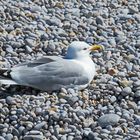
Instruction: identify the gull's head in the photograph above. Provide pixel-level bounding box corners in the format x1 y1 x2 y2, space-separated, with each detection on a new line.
65 41 104 59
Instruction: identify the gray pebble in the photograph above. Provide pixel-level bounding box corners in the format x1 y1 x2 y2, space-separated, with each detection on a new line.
121 87 132 96
68 96 79 106
110 96 117 103
35 107 42 115
5 134 13 140
6 46 14 54
23 135 44 140
6 96 16 105
0 124 5 129
5 25 14 33
98 114 120 128
51 135 58 140
60 135 67 140
134 90 140 97
67 135 74 140
25 46 33 53
96 16 104 25
25 38 36 48
34 121 46 130
134 80 140 87
0 136 5 140
12 127 19 136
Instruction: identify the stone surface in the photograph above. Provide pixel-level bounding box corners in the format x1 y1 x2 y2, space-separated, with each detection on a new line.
98 114 120 128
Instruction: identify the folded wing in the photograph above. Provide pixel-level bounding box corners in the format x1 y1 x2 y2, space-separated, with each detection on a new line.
10 56 89 90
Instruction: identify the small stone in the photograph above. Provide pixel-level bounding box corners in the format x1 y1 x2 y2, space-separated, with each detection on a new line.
6 46 14 54
67 136 74 140
29 130 42 135
12 127 19 136
88 132 97 140
134 80 140 87
5 133 13 140
127 101 138 110
46 41 56 51
119 80 133 87
9 115 18 121
0 124 5 129
51 135 58 140
134 115 140 125
110 96 117 103
0 136 5 140
96 16 104 25
68 96 79 106
121 87 132 96
25 38 37 48
25 46 33 53
134 90 140 97
59 98 67 104
6 96 16 105
34 121 46 130
108 68 118 76
23 135 44 140
86 37 94 44
5 25 14 33
18 126 25 134
129 6 139 14
98 114 120 128
35 107 42 115
60 135 67 140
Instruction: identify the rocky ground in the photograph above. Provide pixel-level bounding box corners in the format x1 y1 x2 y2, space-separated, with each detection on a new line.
0 0 140 140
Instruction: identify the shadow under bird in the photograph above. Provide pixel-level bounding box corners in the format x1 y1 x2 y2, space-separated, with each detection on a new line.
0 41 104 91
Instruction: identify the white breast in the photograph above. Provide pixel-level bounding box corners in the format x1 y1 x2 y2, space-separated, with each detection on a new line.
74 57 96 83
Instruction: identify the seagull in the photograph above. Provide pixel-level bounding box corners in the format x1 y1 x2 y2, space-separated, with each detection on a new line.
0 41 103 91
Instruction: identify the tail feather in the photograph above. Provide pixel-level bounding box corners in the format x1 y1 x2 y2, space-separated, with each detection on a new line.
0 76 18 85
0 68 18 85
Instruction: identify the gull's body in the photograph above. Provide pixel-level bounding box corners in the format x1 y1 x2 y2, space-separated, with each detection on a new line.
0 41 103 91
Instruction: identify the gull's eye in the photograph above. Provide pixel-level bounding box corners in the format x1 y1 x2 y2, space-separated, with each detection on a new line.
83 48 87 50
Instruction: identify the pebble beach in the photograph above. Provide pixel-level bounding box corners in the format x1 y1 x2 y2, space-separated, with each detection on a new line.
0 0 140 140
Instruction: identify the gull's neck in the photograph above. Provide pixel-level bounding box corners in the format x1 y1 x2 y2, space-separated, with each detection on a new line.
65 53 91 60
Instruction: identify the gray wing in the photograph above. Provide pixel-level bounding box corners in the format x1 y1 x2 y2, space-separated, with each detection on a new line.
10 58 89 90
14 56 63 68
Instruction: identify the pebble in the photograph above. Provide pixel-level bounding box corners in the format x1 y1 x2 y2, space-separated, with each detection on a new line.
23 135 44 140
0 136 5 140
25 39 36 48
96 16 104 25
134 90 140 97
121 87 132 96
4 134 13 140
110 96 117 103
68 96 79 106
25 46 33 53
6 96 16 105
34 121 46 130
98 114 120 128
0 124 5 129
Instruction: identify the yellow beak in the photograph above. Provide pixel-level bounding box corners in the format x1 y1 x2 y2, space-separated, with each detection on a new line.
89 44 104 51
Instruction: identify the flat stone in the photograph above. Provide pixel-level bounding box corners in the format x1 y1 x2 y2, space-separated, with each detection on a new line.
96 16 104 25
0 136 5 140
34 121 46 130
5 134 13 140
23 135 44 140
98 114 120 128
6 96 16 105
121 87 132 96
0 124 5 129
68 96 79 106
134 90 140 97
